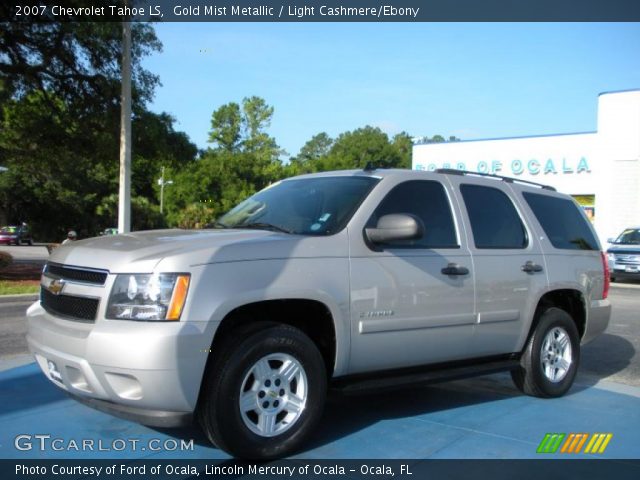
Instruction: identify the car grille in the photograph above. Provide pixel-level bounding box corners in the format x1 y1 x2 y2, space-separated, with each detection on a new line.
45 263 108 285
41 287 99 322
612 254 640 265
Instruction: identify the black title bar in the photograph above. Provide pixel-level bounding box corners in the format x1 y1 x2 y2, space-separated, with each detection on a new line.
4 0 640 22
5 459 640 480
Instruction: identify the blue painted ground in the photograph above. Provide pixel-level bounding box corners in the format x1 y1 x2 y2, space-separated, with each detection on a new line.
0 362 639 460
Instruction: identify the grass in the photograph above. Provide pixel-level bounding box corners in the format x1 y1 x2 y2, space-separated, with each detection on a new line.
0 280 40 295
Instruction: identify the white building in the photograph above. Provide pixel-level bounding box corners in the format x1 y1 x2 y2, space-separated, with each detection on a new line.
412 89 640 245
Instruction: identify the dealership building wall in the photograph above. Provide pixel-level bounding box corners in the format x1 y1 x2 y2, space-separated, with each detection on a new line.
412 89 640 246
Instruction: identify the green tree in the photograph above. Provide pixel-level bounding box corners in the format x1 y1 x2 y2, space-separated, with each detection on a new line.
308 126 407 171
164 97 284 228
0 20 197 240
96 194 165 232
391 132 414 169
289 132 333 174
0 10 160 111
208 102 242 152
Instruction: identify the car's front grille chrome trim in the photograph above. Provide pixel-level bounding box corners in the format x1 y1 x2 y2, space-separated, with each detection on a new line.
44 262 109 286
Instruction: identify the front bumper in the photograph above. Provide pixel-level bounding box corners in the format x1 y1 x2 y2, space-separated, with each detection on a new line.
609 257 640 278
26 301 216 424
610 269 640 280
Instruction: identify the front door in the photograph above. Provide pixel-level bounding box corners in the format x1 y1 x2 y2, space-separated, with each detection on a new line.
348 179 476 374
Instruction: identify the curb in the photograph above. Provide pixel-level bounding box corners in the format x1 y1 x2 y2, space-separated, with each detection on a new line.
610 282 640 290
0 293 38 303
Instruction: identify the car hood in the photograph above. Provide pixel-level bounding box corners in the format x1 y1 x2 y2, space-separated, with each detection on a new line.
49 228 344 273
607 245 640 255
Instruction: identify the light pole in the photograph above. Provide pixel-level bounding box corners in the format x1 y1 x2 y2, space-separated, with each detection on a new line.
158 166 173 214
118 17 132 233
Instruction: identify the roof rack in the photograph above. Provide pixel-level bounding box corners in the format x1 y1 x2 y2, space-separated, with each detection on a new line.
435 168 556 191
363 162 376 172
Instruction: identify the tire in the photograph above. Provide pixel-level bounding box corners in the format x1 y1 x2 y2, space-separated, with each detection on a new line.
198 323 327 459
511 307 580 398
610 276 616 283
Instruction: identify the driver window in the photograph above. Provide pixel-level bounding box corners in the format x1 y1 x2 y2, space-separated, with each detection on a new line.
369 180 459 248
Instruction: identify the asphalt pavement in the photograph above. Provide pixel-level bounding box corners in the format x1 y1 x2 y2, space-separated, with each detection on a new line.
0 245 49 263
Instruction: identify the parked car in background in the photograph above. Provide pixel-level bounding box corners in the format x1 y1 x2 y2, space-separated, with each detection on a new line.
0 225 33 246
100 228 119 236
607 226 640 281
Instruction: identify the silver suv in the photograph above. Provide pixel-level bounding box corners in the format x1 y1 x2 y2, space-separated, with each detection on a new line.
27 168 611 459
607 226 640 282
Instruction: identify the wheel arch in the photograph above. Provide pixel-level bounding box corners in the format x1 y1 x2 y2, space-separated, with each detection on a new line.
528 289 586 342
209 298 338 377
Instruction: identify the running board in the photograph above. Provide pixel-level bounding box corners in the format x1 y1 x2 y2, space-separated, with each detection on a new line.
332 356 521 395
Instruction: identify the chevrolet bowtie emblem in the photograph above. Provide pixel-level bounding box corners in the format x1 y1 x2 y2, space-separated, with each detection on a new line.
46 278 66 295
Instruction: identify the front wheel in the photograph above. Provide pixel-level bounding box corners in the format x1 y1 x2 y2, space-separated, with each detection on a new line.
198 324 327 459
511 307 580 398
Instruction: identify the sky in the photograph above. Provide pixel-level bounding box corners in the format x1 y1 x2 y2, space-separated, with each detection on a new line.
142 22 640 158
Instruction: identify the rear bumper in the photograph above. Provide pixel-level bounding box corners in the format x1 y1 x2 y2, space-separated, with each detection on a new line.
582 298 612 345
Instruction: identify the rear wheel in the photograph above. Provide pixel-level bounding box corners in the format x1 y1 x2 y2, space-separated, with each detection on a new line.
198 323 327 459
511 307 580 398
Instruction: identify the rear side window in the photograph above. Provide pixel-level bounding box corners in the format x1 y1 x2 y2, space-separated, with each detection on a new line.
460 184 528 249
369 180 458 248
523 192 598 250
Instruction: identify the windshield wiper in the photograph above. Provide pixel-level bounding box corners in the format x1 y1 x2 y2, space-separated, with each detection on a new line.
240 222 293 234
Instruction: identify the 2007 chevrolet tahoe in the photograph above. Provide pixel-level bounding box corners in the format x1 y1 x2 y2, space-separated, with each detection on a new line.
27 168 611 459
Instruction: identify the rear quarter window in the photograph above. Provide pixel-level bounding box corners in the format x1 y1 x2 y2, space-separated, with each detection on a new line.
523 192 598 250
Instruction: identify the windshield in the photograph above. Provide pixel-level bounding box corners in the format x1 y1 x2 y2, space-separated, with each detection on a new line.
216 176 379 235
613 228 640 245
1 227 16 233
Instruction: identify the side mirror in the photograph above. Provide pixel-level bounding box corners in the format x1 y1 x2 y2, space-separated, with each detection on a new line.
365 214 423 244
607 238 615 244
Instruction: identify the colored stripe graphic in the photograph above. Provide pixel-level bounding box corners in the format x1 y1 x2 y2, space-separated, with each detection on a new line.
560 433 589 453
538 433 612 454
537 433 566 453
584 433 613 454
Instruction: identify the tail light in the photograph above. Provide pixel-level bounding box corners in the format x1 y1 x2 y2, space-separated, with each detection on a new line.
600 251 610 299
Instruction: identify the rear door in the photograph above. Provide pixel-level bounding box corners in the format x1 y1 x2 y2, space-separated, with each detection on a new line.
447 175 548 356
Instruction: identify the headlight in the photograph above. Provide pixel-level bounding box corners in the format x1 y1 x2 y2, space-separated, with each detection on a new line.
607 253 616 261
106 273 190 321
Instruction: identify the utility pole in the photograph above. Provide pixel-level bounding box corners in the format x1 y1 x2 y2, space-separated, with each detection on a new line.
118 18 132 233
158 166 173 214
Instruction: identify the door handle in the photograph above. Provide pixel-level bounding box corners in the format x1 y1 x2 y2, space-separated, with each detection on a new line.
521 261 543 273
441 263 470 276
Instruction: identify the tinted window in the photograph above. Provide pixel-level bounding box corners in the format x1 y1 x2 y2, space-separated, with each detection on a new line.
612 228 640 245
461 184 527 249
523 192 598 250
369 180 458 248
